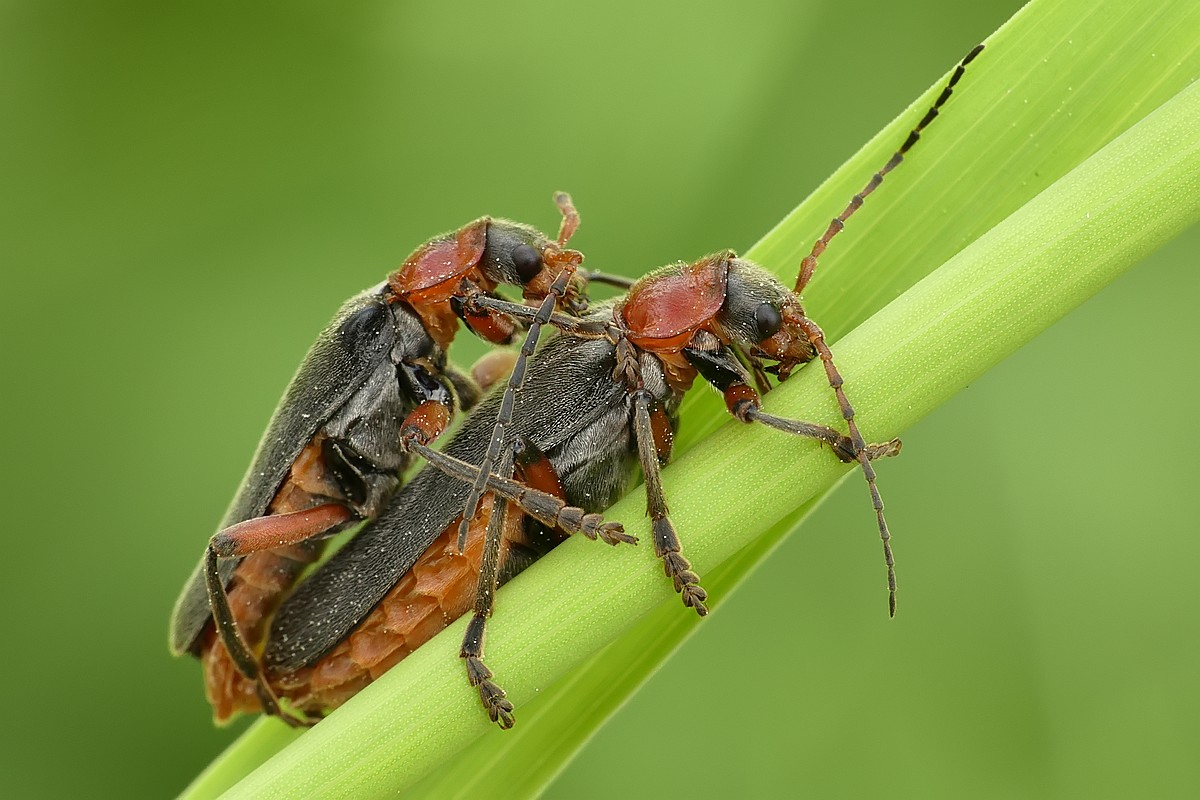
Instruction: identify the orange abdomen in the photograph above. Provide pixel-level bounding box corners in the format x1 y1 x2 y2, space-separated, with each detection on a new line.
268 496 512 715
201 437 343 722
202 441 562 723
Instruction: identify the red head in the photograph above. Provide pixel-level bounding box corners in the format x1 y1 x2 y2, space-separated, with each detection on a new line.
386 194 586 348
619 252 816 379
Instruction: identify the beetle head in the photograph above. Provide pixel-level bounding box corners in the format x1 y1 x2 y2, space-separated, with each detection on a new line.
388 194 586 311
480 192 587 314
717 259 815 380
479 224 586 314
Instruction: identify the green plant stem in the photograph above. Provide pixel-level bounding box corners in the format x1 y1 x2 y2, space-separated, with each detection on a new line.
193 68 1199 800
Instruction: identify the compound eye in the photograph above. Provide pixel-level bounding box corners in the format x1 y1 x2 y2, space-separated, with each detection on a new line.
754 302 783 341
511 244 543 283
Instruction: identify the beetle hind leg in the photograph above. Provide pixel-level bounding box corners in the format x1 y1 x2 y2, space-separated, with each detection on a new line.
407 442 637 547
205 503 353 726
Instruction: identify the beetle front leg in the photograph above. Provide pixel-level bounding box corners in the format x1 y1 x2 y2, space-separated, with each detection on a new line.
449 281 522 345
685 334 900 461
406 442 636 546
685 330 901 615
742 407 901 462
204 504 352 726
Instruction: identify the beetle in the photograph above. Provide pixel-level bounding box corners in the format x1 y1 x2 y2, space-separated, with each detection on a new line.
444 42 984 725
168 194 597 725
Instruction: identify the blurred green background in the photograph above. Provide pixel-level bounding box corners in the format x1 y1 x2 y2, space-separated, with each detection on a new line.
2 1 1197 798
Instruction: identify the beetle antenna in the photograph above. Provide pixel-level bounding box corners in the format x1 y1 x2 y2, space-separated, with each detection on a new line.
785 44 985 614
795 43 983 294
789 315 899 615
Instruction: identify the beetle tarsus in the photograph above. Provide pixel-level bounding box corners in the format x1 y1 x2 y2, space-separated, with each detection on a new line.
595 521 638 546
658 531 710 617
465 656 515 729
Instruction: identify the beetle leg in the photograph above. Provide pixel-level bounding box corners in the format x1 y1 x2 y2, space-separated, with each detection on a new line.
736 343 774 398
208 504 352 559
407 442 636 546
397 361 456 446
796 314 900 616
461 445 518 729
205 503 352 726
456 259 583 552
450 282 522 345
458 294 602 336
684 339 900 461
743 407 901 462
399 401 451 447
632 390 708 616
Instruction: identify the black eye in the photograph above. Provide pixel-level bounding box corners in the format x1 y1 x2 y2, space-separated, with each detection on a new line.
754 303 783 340
511 244 542 283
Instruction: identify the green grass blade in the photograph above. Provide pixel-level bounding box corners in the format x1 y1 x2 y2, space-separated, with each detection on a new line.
180 0 1200 795
211 51 1198 800
403 499 822 800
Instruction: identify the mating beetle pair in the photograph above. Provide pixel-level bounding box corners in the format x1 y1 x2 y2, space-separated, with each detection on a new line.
168 193 602 723
172 43 983 729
